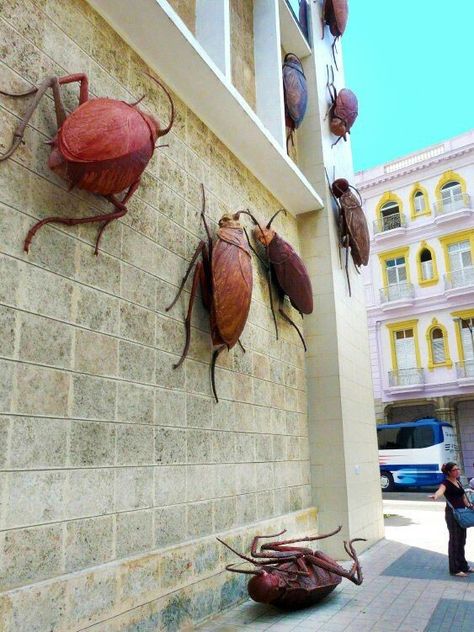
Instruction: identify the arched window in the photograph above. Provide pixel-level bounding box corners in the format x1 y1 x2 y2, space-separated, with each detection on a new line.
420 248 433 281
413 191 425 214
426 320 452 369
380 201 401 231
416 242 438 286
431 328 445 364
441 180 463 211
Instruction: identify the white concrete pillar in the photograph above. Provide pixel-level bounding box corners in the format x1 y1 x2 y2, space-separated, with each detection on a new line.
196 0 231 78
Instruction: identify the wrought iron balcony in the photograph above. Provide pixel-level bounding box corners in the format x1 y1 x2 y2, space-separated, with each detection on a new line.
380 282 415 303
373 213 407 234
444 266 474 290
389 368 425 387
434 193 471 215
456 360 474 379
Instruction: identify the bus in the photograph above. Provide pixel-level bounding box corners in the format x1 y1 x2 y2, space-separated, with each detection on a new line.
377 418 458 491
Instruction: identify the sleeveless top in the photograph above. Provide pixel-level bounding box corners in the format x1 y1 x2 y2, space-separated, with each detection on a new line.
443 478 466 509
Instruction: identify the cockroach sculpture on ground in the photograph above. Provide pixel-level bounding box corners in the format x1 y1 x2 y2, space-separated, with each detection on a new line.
166 185 252 403
244 209 313 351
283 53 308 152
218 526 365 610
327 173 370 296
326 66 358 147
321 0 349 69
0 73 174 254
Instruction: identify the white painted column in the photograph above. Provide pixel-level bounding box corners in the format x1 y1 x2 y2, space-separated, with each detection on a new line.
196 0 231 78
297 0 384 557
253 0 286 147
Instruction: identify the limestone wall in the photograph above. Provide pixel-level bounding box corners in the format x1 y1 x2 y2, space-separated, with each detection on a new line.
230 0 256 110
0 0 312 629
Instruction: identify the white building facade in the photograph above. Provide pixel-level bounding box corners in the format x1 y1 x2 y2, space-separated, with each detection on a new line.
356 131 474 478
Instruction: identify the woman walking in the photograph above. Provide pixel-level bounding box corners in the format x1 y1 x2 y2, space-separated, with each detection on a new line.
430 462 473 577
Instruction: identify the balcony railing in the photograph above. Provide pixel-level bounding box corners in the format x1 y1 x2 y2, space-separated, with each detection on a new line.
389 368 425 387
444 266 474 290
380 282 415 303
373 213 407 234
456 360 474 379
434 193 471 215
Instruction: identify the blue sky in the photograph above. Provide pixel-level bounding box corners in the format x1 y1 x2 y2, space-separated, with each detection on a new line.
342 1 474 171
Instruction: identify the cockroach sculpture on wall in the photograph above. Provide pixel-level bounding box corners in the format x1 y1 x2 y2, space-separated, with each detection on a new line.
321 0 349 69
244 209 313 351
0 73 174 254
326 66 358 148
327 173 370 295
283 53 308 151
218 526 364 609
166 185 253 403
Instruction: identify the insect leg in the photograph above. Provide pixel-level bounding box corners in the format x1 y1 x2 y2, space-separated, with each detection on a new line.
94 180 141 254
166 241 206 311
260 525 342 548
344 235 352 296
211 344 226 403
332 37 339 71
237 339 246 353
0 76 67 161
173 260 203 369
199 184 213 245
23 190 129 254
343 538 365 585
267 268 279 341
278 303 307 351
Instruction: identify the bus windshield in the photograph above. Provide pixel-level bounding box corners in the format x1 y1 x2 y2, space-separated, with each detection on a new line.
377 424 435 450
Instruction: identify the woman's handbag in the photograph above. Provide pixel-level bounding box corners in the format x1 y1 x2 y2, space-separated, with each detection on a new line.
446 498 474 528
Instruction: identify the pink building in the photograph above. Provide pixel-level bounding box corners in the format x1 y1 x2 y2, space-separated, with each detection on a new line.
356 131 474 477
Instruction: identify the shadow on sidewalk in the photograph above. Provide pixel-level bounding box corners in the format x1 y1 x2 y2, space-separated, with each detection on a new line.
382 545 473 580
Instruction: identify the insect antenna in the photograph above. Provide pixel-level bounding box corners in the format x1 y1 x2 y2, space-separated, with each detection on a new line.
129 94 145 107
266 208 287 229
224 563 263 576
348 184 364 206
332 38 339 71
145 73 175 137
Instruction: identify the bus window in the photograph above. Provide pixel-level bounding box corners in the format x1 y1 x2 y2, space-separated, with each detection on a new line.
413 425 434 449
377 427 399 449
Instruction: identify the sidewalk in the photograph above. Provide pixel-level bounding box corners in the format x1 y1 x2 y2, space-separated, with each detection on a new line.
197 498 474 631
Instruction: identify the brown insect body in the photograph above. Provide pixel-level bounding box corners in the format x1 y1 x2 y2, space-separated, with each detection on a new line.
322 0 348 38
166 189 252 402
250 210 313 351
0 73 174 254
322 0 349 68
282 53 308 151
329 177 370 295
327 67 358 147
218 527 365 610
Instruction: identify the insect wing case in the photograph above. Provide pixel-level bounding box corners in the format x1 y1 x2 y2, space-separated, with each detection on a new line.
323 0 349 37
55 99 155 194
340 190 370 267
212 227 253 347
333 89 358 132
268 234 313 314
283 55 308 129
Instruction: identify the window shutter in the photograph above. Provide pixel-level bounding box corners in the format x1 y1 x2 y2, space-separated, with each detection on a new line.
432 338 445 363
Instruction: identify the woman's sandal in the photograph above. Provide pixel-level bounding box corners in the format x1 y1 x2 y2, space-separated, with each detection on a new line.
454 571 468 577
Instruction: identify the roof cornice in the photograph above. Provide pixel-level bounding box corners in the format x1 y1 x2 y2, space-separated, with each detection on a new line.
356 143 474 191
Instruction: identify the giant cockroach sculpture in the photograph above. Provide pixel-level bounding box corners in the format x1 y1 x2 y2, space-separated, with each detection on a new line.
0 73 174 254
328 175 370 296
326 66 358 147
283 53 308 151
166 186 252 403
218 527 365 610
321 0 349 69
244 209 312 351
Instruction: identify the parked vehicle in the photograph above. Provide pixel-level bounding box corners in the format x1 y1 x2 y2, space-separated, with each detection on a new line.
377 418 458 491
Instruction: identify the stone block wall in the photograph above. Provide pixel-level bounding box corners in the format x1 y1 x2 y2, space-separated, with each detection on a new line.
0 0 311 628
230 0 256 110
167 0 196 34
